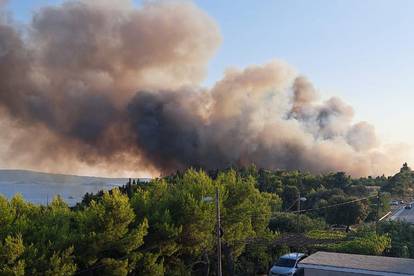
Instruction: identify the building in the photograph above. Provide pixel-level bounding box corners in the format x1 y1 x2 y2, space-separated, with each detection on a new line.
298 251 414 276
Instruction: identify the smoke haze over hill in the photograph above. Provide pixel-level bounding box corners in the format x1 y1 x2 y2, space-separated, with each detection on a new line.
0 0 406 177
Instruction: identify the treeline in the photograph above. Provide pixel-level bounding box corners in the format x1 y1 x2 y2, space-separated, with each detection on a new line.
0 165 413 275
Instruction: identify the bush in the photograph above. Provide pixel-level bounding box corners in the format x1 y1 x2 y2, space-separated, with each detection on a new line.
323 233 391 255
378 221 414 258
306 230 346 240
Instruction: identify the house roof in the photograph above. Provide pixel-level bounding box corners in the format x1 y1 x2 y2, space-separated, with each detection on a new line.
298 251 414 276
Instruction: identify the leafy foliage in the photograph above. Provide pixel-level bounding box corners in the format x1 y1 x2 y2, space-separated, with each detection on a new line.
323 233 391 255
378 221 414 258
269 213 326 233
2 163 414 274
0 235 25 275
325 195 368 226
306 230 346 240
383 163 414 197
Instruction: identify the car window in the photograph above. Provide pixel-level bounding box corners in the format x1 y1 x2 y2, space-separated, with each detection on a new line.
276 258 296 267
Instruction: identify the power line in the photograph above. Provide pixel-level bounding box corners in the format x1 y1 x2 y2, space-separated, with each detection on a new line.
290 194 377 214
284 199 299 212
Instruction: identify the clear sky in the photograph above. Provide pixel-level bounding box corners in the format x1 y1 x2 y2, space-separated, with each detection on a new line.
5 0 414 152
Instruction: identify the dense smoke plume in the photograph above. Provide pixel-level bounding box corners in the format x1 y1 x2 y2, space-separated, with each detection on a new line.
0 0 404 176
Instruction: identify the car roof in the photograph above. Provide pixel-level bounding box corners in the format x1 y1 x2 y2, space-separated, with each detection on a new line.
280 253 306 260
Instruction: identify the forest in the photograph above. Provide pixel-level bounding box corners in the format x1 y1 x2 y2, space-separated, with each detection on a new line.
1 164 414 275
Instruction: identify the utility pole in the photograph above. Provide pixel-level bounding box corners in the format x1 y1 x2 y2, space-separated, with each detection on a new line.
376 191 381 233
296 193 307 234
216 187 222 276
297 192 301 234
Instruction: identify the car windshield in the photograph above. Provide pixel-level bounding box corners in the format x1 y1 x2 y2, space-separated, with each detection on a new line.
276 258 296 268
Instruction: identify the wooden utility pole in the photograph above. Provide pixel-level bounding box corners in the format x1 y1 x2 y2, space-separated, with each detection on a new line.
297 192 301 234
376 191 381 233
216 187 222 276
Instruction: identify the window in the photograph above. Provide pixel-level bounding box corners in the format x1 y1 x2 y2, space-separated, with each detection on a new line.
276 258 296 268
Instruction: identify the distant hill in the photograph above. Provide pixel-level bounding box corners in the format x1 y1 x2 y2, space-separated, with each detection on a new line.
0 169 150 205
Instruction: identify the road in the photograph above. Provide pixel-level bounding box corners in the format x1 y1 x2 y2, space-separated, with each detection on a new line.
390 205 414 224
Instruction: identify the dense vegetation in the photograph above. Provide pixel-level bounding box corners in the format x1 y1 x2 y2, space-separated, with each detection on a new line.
1 164 414 275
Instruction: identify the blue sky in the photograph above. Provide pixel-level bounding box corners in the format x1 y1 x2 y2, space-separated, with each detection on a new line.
5 0 414 150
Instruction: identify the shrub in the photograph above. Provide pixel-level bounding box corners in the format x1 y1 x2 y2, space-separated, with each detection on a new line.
323 233 391 255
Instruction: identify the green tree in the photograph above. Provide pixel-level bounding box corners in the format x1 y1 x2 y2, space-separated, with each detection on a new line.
281 185 299 210
323 172 351 190
268 212 326 233
74 189 148 275
45 247 77 276
0 235 25 276
383 163 413 197
325 233 390 255
378 221 414 258
132 169 216 274
217 170 273 275
325 196 368 226
256 169 283 195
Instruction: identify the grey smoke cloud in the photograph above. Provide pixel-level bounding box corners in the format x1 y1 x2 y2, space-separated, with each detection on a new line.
0 0 405 176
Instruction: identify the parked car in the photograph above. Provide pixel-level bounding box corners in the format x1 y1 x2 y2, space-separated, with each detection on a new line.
405 204 412 209
330 224 354 232
330 224 347 231
269 253 307 276
390 200 399 206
